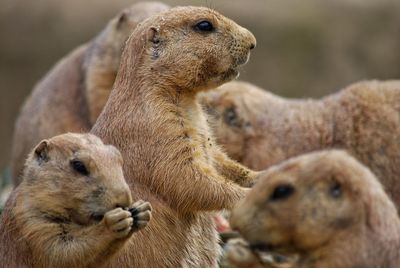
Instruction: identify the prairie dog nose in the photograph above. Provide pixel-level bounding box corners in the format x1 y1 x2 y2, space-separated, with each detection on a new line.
113 183 133 208
240 26 257 50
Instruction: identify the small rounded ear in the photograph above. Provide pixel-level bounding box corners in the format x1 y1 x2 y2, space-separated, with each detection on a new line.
34 140 50 164
148 26 160 45
116 11 128 28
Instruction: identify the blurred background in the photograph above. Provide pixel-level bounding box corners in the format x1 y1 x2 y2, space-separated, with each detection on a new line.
1 0 400 173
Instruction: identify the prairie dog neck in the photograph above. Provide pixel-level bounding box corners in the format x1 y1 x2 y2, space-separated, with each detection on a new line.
180 93 209 130
146 87 213 150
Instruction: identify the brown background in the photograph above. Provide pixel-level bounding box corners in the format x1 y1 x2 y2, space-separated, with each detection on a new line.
1 0 400 173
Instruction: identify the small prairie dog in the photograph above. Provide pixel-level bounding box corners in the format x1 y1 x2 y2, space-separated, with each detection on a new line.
91 6 258 267
0 133 152 268
11 2 170 185
229 150 400 268
201 80 400 207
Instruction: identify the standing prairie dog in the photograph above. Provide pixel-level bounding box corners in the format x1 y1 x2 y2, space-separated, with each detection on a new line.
0 133 152 268
11 2 170 185
91 6 258 267
229 150 400 268
201 80 400 207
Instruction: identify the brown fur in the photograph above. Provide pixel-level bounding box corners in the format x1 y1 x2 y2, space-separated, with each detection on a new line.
11 2 170 185
230 150 400 268
201 80 400 207
91 6 258 267
0 133 152 268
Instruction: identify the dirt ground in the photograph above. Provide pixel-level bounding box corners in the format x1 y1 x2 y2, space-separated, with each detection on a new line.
1 0 400 175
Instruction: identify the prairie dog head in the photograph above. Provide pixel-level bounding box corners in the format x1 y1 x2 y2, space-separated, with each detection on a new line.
119 6 256 92
20 133 132 225
200 81 289 169
87 1 170 71
230 150 396 255
200 81 267 162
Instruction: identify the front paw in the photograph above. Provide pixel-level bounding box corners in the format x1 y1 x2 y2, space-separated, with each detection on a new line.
128 200 152 231
223 238 264 268
104 208 134 239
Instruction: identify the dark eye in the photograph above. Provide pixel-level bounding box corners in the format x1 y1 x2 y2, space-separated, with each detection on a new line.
329 181 342 199
224 107 240 127
194 20 214 32
70 159 89 176
270 184 295 201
